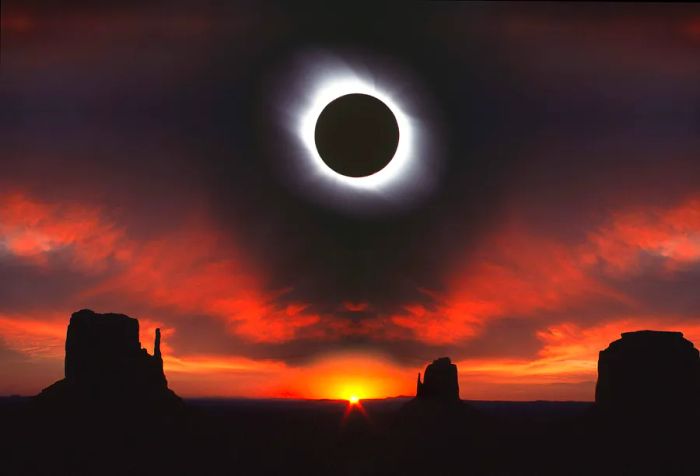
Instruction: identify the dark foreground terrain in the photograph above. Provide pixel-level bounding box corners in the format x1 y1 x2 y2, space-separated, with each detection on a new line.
1 396 697 476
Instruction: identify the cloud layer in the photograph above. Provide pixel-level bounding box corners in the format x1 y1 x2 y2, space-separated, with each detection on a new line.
1 3 699 399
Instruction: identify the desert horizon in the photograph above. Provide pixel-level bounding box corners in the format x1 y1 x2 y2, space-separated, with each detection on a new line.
2 2 699 474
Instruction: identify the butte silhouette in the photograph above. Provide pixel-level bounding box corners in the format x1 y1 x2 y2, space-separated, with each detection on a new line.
37 309 182 414
416 357 460 401
401 356 476 418
595 330 700 420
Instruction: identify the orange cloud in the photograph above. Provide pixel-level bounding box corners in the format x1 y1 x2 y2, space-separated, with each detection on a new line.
0 192 319 343
536 317 700 364
0 191 126 269
392 195 700 345
79 228 320 343
2 190 699 400
0 313 66 359
586 195 700 274
390 228 614 344
454 317 700 400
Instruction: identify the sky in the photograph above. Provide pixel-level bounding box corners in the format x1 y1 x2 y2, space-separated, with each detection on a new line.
1 2 699 401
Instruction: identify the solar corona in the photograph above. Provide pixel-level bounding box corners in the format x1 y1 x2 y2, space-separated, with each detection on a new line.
298 75 415 190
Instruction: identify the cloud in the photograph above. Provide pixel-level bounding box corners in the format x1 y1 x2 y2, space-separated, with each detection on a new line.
0 313 66 359
389 194 700 346
1 189 699 398
587 196 700 274
0 191 125 269
1 3 699 399
0 192 320 344
455 316 700 400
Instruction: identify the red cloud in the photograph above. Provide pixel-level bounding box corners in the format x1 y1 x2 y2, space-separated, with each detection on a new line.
391 195 700 344
453 317 700 401
586 195 700 274
0 192 319 343
2 191 699 400
0 313 67 359
343 301 369 312
0 192 125 269
3 190 698 350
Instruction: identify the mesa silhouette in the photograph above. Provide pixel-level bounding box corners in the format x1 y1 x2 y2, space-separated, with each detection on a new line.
416 356 460 401
398 357 478 446
37 309 182 413
595 330 700 419
4 316 698 475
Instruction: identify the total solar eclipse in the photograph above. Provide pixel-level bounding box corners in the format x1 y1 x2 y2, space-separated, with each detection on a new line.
314 93 400 177
284 55 437 208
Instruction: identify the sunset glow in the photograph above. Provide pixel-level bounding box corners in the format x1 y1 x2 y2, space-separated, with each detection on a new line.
2 3 699 404
2 189 700 400
3 5 700 476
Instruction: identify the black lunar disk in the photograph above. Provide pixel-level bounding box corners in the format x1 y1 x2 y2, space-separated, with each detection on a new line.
314 93 400 177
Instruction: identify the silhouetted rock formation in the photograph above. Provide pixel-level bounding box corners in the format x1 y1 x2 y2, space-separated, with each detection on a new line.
401 357 472 417
416 357 459 401
397 356 478 471
37 309 181 412
595 330 700 418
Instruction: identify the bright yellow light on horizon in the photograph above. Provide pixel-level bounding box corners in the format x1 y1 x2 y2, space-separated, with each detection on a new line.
348 395 359 405
301 352 413 400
